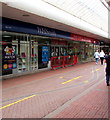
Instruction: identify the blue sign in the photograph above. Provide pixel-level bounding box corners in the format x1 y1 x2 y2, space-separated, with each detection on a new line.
42 46 49 62
2 17 71 39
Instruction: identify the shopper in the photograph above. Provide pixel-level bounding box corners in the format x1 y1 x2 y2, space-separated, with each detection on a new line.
94 50 100 64
99 50 105 65
104 51 110 86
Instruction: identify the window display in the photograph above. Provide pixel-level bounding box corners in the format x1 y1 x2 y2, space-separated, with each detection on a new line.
2 31 96 77
2 32 39 75
30 39 38 70
18 41 29 72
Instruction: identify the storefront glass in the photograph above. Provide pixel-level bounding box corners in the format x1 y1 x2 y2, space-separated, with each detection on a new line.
2 31 40 76
51 39 68 57
29 36 38 71
2 31 96 77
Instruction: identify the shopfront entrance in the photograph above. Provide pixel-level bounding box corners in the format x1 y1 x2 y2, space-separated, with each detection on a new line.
37 39 49 69
2 31 50 76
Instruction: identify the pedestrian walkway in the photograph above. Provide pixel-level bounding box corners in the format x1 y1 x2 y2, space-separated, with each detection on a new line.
45 80 109 118
2 62 110 118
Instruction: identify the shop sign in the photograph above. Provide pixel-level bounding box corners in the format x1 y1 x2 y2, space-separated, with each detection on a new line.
51 40 67 45
71 34 94 43
42 46 49 63
2 45 17 70
37 27 56 36
2 17 71 39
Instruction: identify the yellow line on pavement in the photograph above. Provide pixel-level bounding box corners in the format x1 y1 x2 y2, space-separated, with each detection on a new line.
96 69 99 71
61 76 82 84
83 80 89 83
59 77 63 78
0 94 36 110
92 69 100 72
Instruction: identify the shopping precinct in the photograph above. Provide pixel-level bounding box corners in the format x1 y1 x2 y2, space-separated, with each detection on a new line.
2 17 109 78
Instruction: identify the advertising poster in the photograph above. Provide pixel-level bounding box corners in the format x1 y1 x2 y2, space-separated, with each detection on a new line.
2 45 17 70
42 46 49 63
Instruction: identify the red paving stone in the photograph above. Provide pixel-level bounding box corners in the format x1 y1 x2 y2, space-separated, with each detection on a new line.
52 82 109 118
2 62 95 89
2 62 109 118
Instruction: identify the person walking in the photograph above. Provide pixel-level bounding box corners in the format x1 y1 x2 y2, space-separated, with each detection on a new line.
94 50 100 64
105 51 110 86
99 50 105 65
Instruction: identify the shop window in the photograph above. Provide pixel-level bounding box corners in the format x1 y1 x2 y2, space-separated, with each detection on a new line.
30 36 38 70
17 35 29 72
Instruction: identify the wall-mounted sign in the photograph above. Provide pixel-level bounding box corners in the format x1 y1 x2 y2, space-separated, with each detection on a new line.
71 34 96 43
37 27 56 36
2 17 70 39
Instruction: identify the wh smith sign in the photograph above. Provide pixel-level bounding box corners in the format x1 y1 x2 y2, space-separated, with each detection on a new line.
2 17 70 39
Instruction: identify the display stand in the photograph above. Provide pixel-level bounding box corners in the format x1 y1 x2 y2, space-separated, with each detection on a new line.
18 52 27 72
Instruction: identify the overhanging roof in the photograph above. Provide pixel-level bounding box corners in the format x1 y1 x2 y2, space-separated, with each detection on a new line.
0 0 110 43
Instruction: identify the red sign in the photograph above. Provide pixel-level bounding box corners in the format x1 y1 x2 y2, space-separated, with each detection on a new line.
51 39 67 45
71 34 96 43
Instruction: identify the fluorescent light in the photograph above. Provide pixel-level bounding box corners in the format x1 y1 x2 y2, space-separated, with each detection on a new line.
3 35 11 37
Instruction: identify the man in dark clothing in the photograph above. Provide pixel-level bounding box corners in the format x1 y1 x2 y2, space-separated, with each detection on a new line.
105 52 110 86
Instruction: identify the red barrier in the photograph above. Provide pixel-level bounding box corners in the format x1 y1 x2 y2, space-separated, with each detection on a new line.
50 55 77 70
50 56 64 69
64 55 74 67
73 55 77 64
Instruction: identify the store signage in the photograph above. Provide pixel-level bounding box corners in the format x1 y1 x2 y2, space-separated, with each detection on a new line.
2 17 70 39
2 45 17 70
71 34 95 43
51 39 68 45
42 46 49 63
37 27 56 36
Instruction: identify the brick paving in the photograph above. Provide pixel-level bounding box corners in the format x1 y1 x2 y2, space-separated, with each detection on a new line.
51 82 109 118
2 62 110 118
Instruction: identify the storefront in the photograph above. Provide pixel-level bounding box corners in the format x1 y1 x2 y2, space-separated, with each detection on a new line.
1 17 71 77
71 34 97 62
99 41 110 54
1 17 99 78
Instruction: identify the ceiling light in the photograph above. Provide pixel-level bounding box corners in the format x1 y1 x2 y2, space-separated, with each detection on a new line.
3 36 11 37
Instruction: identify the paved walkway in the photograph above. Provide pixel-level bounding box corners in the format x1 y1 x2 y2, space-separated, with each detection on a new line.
45 80 109 118
1 62 110 119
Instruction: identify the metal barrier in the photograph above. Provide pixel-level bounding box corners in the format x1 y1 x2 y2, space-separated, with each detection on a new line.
50 55 77 70
64 55 74 67
73 55 77 64
50 56 64 69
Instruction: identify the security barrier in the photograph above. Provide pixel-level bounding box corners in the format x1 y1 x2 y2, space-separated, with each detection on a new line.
50 56 64 69
73 55 77 64
64 55 74 67
50 55 77 70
